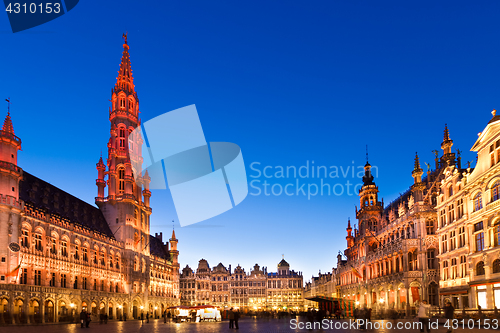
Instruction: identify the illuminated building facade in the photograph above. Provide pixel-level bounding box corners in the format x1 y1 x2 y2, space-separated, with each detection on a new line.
179 259 303 311
304 270 336 309
437 110 500 310
0 36 179 324
335 131 453 315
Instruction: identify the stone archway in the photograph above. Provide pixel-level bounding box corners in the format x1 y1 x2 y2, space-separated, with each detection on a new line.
45 300 54 323
14 299 25 324
0 298 10 324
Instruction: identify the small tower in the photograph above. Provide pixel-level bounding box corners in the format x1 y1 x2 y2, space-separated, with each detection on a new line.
169 228 179 267
0 110 22 200
0 108 23 283
346 218 354 248
412 152 425 202
96 155 106 199
441 124 456 166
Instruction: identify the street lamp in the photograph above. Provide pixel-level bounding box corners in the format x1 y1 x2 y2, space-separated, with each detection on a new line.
379 298 384 304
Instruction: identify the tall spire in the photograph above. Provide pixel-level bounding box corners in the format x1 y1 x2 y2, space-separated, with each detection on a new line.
412 152 423 184
2 112 14 135
441 124 455 166
115 32 135 93
413 152 422 172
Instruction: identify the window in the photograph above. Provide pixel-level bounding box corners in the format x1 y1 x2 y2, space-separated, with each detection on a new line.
93 279 97 291
83 277 87 290
61 274 67 288
20 268 27 284
50 272 55 286
119 97 125 109
448 204 455 223
119 128 126 148
457 199 464 219
440 210 446 228
21 230 29 248
50 238 57 254
74 245 79 260
449 186 453 197
408 252 417 271
474 221 484 232
458 227 465 248
34 270 41 285
101 280 104 291
442 235 448 253
426 220 435 235
476 261 485 276
451 258 458 279
34 233 42 251
450 231 456 251
83 247 88 262
61 241 67 257
493 259 500 274
443 261 449 280
427 249 436 269
74 276 78 289
495 225 500 247
118 168 125 194
493 182 500 202
476 232 484 252
474 193 483 212
460 255 467 278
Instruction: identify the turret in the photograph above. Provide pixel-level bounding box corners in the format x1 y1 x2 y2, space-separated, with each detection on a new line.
441 124 456 166
0 109 22 200
96 155 106 199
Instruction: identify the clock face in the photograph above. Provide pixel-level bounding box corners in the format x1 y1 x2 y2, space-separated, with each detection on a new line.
9 242 20 252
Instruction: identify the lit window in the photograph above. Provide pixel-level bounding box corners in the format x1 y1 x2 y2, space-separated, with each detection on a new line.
493 182 500 202
474 193 483 212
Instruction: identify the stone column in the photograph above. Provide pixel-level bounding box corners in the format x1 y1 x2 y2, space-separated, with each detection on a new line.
54 300 58 323
406 287 410 317
486 284 494 309
41 296 45 324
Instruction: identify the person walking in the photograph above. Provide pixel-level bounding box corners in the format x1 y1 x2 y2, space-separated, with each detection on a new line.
444 301 454 333
146 312 149 323
228 308 234 329
234 309 240 330
85 312 91 328
80 310 86 328
417 300 431 333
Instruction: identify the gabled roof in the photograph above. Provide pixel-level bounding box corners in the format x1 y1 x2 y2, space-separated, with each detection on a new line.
19 171 114 238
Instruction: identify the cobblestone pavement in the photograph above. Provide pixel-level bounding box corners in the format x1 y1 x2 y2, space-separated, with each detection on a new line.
0 318 497 333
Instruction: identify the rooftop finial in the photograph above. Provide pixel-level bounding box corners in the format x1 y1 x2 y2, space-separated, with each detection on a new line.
493 109 497 117
366 144 369 163
122 32 128 44
444 124 450 142
5 98 10 116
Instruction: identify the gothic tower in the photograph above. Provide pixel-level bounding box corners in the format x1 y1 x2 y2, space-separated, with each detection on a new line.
441 124 456 166
96 35 151 293
412 152 425 202
0 110 23 282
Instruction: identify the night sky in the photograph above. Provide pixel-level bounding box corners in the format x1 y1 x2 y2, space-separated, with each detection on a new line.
1 1 499 281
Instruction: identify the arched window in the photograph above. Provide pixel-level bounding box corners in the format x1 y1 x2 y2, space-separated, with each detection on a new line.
492 259 500 274
129 98 134 112
495 223 500 247
408 252 417 271
474 193 483 212
448 186 453 197
118 168 125 194
476 261 485 276
492 181 500 202
119 97 125 109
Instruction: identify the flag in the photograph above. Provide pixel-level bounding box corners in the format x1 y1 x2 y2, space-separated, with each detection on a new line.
6 262 21 277
351 266 363 280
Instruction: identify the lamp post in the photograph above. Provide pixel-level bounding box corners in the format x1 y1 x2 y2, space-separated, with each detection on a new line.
140 305 144 324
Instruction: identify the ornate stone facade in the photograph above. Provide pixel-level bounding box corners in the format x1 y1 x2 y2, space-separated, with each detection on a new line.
0 36 180 324
335 133 451 315
437 111 500 310
180 259 303 311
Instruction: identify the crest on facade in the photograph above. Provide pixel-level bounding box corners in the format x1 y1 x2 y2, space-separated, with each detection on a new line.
408 195 414 209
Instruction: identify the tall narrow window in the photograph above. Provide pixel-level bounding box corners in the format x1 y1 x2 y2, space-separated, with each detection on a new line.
451 258 457 279
443 261 449 280
440 210 446 228
476 261 485 276
34 233 42 251
119 128 126 149
20 268 27 284
474 193 483 212
61 241 67 257
491 145 495 167
426 220 435 235
450 231 456 251
476 232 485 252
74 245 79 260
457 199 464 219
448 204 455 223
118 168 125 194
21 230 29 248
83 247 88 262
74 276 78 289
61 274 67 288
427 249 436 269
442 235 448 253
34 270 41 285
460 255 467 278
493 182 500 202
50 272 55 286
50 238 57 254
458 226 466 248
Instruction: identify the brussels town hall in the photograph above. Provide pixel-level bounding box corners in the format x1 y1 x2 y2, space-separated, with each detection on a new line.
0 36 180 324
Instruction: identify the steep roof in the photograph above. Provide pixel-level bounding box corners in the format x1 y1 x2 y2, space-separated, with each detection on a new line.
149 234 170 260
19 171 114 238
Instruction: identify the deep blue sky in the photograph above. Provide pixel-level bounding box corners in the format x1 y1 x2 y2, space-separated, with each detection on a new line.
1 1 499 281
